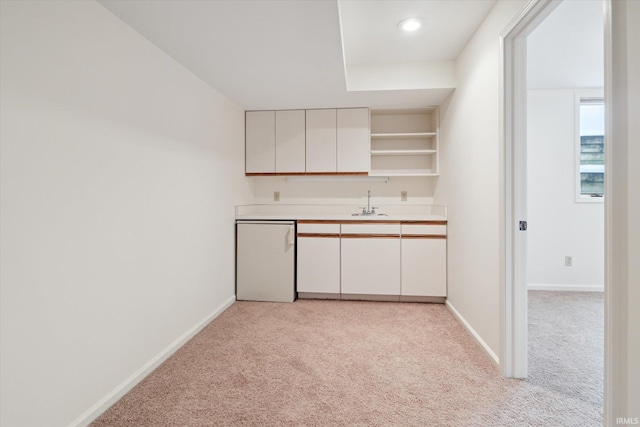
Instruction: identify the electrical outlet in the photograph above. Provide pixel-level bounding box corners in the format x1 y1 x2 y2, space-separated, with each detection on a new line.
273 191 280 202
565 256 572 267
401 191 408 202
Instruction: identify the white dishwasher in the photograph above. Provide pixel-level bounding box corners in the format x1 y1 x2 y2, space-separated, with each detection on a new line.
236 221 296 302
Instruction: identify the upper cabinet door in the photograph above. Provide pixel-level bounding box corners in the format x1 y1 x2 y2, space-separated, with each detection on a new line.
275 110 306 173
246 111 275 174
306 109 337 173
337 108 370 173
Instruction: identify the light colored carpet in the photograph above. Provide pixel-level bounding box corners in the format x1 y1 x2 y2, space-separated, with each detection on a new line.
528 290 603 417
92 299 602 426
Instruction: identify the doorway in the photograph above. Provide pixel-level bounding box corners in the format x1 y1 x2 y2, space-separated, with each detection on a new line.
500 0 611 418
525 1 605 416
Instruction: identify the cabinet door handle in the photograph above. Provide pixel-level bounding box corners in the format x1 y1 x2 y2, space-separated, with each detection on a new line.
288 225 295 245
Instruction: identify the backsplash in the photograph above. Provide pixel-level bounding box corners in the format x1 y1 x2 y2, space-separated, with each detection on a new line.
247 176 437 206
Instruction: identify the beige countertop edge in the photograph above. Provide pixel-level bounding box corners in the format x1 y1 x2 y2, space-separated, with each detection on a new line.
235 214 447 222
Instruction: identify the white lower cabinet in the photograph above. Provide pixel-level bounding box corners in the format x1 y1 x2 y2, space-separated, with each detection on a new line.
340 223 401 295
400 223 447 297
295 220 446 299
401 238 447 297
297 223 340 294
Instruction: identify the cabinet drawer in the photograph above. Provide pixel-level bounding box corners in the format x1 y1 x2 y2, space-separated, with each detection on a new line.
341 223 400 236
298 222 340 235
401 224 447 237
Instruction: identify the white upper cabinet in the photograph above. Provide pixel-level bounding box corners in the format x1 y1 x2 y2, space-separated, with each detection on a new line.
337 108 370 173
245 111 275 174
275 110 306 173
306 109 337 173
246 107 370 175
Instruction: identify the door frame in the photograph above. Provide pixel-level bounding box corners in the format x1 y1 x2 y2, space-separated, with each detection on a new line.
499 1 613 421
499 0 561 380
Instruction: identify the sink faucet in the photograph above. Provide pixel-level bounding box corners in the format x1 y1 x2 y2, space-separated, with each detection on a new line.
360 190 379 215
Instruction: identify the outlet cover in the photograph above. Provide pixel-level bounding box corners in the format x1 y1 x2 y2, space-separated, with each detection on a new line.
274 191 280 202
565 256 572 266
401 191 408 202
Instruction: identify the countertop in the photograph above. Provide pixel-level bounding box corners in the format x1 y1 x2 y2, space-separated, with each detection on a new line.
235 204 447 222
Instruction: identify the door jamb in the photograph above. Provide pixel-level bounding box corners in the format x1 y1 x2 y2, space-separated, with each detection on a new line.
499 0 560 380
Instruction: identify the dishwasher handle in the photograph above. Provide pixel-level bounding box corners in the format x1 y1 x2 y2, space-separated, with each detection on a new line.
288 225 295 246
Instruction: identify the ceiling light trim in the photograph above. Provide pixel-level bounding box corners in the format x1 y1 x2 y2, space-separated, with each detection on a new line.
397 18 423 32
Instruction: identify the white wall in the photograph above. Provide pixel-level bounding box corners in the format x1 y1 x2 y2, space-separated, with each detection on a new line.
526 0 604 90
346 61 456 91
610 0 640 420
0 2 251 426
526 89 604 290
434 0 527 360
248 176 435 207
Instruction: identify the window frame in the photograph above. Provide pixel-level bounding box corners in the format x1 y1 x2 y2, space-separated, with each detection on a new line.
575 91 605 203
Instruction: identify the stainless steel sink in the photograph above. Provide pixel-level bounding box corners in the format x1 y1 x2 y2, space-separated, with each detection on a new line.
351 212 387 216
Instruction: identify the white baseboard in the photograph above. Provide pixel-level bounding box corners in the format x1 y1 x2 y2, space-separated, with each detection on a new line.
527 283 604 292
69 295 236 427
445 300 499 366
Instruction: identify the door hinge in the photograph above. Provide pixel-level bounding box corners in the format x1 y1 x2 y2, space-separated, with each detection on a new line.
519 221 527 231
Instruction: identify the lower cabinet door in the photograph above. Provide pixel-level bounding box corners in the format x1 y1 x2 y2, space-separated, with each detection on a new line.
341 237 400 295
401 238 447 297
297 236 340 294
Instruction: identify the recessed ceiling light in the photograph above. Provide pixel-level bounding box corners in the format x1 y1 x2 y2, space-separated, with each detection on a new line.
398 18 422 32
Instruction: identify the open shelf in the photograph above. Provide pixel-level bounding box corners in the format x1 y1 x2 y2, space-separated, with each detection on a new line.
370 149 437 156
369 108 440 177
370 132 437 140
370 171 439 177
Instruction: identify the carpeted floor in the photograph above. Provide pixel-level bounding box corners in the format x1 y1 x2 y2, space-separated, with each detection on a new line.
527 290 604 417
92 298 603 426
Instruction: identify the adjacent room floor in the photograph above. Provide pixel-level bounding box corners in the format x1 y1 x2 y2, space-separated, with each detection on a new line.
93 298 603 426
527 290 604 420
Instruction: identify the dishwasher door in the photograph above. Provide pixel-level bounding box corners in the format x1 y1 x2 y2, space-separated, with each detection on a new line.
236 221 295 302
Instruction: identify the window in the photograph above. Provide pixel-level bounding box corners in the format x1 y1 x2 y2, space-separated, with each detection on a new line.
576 97 604 202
